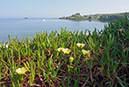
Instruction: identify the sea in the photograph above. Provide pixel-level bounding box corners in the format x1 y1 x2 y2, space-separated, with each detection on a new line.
0 18 106 42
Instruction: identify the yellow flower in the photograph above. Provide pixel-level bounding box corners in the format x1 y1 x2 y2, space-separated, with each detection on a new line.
62 48 71 54
89 37 95 47
82 49 90 55
70 57 74 62
16 67 27 74
57 47 64 52
86 33 89 36
117 29 123 32
76 43 85 48
0 43 8 48
98 34 102 37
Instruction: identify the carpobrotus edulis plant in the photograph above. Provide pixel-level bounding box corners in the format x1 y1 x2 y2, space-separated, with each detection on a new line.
0 16 129 87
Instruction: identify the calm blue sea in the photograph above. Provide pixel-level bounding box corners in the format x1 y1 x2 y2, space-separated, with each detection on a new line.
0 18 106 42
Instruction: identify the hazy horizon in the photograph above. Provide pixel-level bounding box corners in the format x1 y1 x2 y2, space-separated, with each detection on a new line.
0 0 129 18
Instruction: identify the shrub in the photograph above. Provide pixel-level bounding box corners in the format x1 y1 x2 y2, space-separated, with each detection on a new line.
0 16 129 87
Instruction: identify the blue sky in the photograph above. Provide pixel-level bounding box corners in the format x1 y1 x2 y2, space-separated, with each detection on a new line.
0 0 129 18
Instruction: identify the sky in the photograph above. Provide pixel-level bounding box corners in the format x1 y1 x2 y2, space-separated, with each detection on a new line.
0 0 129 18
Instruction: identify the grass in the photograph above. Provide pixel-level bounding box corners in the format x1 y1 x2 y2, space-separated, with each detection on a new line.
0 16 129 87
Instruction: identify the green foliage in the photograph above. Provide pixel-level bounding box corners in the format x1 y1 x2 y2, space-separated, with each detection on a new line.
88 16 92 20
0 16 129 86
60 12 129 22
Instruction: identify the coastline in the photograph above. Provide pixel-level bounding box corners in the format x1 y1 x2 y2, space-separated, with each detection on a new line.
59 12 129 22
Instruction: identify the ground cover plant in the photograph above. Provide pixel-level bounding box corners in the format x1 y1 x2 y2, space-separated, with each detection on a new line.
0 16 129 87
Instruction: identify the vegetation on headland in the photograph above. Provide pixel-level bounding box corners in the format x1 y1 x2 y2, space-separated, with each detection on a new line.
60 12 129 22
0 16 129 87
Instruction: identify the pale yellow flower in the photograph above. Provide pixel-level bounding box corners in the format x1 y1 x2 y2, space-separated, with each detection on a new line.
89 37 95 47
62 48 71 54
76 43 85 48
98 34 102 37
16 67 27 74
86 33 89 36
82 49 90 55
70 57 74 62
0 43 8 48
57 47 64 52
117 29 123 32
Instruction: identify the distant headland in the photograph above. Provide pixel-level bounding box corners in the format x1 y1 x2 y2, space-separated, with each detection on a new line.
59 12 129 22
